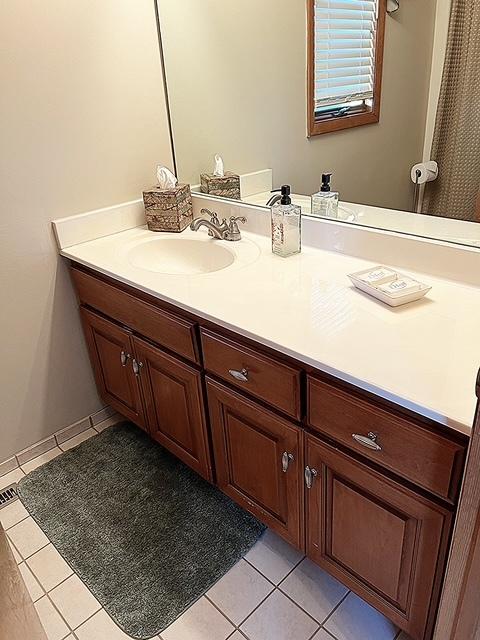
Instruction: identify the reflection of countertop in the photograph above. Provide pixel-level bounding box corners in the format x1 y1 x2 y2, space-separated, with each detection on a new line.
57 214 480 436
243 192 480 248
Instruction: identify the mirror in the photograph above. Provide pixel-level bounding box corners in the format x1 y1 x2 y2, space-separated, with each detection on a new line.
156 0 480 248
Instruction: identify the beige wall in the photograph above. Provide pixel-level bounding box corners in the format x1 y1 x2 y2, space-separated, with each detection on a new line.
159 0 436 211
423 0 452 161
0 1 172 461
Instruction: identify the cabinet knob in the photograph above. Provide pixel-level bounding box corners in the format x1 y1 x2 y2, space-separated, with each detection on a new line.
120 351 131 367
132 359 143 376
229 368 249 383
281 451 294 473
352 432 382 451
304 466 318 489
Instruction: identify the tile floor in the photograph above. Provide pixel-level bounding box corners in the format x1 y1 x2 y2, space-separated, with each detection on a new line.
0 420 411 640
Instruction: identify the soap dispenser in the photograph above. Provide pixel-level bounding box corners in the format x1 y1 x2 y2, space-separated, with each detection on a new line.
311 173 339 218
271 185 301 257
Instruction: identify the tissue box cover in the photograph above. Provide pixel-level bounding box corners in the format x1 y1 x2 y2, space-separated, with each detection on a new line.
143 183 193 232
200 172 241 200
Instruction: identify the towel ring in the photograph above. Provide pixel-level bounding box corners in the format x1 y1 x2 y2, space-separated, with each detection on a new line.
387 0 400 13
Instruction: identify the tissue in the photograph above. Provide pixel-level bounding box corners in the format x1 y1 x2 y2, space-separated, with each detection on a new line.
213 154 225 178
156 165 178 190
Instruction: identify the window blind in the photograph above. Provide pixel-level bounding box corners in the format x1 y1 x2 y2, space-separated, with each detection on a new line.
314 0 379 110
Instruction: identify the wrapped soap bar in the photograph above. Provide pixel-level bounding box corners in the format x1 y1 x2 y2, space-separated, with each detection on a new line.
378 277 421 297
357 267 397 286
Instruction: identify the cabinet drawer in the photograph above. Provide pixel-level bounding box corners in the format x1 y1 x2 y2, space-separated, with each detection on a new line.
201 329 301 419
71 267 199 364
307 376 465 501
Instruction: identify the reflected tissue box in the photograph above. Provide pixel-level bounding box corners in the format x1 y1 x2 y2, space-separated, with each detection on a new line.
200 172 241 200
142 183 193 232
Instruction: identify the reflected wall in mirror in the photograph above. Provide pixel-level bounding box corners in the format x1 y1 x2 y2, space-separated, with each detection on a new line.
157 0 480 248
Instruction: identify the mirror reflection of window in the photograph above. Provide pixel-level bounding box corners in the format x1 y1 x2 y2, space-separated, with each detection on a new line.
308 0 386 136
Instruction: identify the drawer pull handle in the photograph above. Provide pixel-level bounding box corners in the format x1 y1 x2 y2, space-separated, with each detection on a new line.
305 466 318 489
132 359 143 376
352 432 382 451
282 452 294 473
120 351 131 367
229 368 249 382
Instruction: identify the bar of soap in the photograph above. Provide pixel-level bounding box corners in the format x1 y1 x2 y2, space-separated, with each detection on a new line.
357 267 397 286
378 277 421 297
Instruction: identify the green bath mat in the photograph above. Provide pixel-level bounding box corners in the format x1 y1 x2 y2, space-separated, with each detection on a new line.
18 422 265 639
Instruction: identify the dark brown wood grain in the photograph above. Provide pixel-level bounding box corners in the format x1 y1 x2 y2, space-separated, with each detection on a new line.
306 0 386 137
206 377 304 549
133 336 212 481
71 267 199 364
80 307 146 428
305 433 452 640
201 329 302 420
308 376 465 502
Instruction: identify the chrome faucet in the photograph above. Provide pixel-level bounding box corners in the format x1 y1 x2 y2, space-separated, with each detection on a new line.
190 208 246 241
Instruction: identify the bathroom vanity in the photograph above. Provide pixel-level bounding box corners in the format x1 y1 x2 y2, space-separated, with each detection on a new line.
66 255 470 640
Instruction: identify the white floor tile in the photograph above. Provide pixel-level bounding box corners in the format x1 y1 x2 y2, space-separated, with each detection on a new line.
227 633 248 640
7 537 22 563
0 467 24 490
35 596 70 640
18 562 44 602
280 558 349 623
311 630 336 640
94 415 122 433
75 609 139 639
59 428 97 452
49 574 101 629
22 447 63 474
244 530 304 584
27 543 74 592
162 596 234 640
324 592 398 640
241 590 319 640
7 516 49 558
0 498 29 530
207 559 273 625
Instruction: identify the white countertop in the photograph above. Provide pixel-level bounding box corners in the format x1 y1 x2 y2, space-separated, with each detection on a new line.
59 223 480 436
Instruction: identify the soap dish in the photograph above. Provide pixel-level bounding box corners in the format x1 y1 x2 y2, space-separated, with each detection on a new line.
348 266 431 307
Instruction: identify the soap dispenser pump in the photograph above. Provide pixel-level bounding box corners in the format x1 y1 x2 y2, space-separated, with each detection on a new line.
311 173 339 218
271 185 301 257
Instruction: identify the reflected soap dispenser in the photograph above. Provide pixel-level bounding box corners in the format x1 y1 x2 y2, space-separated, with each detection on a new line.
271 185 301 257
311 173 339 218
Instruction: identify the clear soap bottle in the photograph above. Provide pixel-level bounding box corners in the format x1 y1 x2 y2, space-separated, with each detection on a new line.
271 185 301 257
311 173 339 218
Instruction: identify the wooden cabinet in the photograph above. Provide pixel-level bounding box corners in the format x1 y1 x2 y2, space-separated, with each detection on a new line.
305 433 451 640
133 337 212 481
80 308 145 428
72 266 468 640
206 378 304 548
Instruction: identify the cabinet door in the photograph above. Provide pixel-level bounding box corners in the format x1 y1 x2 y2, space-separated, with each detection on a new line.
305 434 450 640
134 337 212 481
206 378 303 548
80 307 145 427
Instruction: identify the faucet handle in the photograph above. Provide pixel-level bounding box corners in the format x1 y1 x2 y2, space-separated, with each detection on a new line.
200 207 218 223
225 216 247 241
200 208 222 237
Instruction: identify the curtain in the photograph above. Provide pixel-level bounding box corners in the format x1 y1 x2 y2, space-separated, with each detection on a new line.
423 0 480 222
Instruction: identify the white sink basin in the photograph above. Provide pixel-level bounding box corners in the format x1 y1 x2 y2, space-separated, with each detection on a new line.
127 237 236 275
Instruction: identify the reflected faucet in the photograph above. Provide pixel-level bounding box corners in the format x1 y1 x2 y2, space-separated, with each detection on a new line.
266 189 282 207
